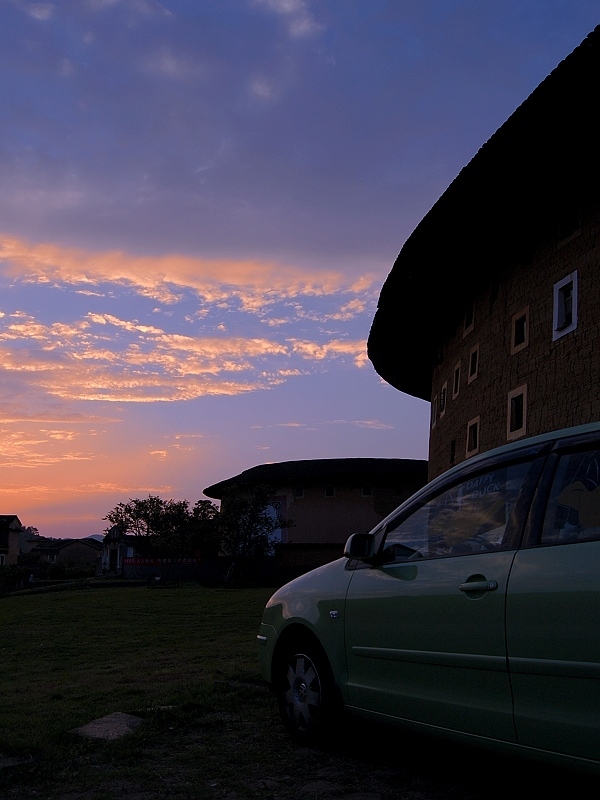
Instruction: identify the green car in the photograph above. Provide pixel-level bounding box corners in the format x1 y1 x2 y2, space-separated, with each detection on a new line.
257 422 600 770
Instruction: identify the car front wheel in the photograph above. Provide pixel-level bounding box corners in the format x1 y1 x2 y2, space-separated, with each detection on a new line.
276 640 335 742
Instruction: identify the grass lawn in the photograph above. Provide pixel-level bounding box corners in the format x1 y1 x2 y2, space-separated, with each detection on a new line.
0 585 273 753
0 584 590 800
1 584 300 799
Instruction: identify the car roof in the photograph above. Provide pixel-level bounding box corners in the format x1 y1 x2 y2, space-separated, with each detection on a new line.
463 420 600 466
375 421 600 532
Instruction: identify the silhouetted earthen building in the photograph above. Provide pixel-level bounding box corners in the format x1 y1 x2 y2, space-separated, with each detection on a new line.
368 27 600 478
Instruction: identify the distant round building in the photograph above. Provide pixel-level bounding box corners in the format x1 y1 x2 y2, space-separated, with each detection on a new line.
204 457 427 554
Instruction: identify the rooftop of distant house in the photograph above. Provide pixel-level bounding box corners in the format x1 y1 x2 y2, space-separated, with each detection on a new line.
204 457 428 499
28 537 103 554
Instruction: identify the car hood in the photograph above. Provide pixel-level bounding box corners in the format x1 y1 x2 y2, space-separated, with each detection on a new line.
264 557 353 629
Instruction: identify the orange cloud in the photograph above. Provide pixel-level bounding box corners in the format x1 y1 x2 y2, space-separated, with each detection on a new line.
0 234 376 312
0 425 95 468
0 308 368 402
0 404 119 424
288 338 368 367
350 419 395 429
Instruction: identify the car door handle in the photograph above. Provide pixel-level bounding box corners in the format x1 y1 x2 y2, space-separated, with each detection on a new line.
459 580 498 592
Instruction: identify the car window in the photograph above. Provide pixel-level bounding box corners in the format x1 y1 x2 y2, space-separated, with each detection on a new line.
541 448 600 545
382 461 532 562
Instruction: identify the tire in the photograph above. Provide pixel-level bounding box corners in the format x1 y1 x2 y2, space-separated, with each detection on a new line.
275 638 336 742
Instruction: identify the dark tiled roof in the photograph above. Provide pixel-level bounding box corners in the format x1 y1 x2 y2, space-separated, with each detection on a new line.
102 531 138 544
368 26 600 399
0 515 22 528
31 538 103 554
204 457 428 498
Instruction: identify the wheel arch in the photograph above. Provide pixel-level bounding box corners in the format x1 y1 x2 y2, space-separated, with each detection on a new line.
270 622 345 740
271 623 332 688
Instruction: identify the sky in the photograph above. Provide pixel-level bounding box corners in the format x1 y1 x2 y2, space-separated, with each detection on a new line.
1 1 598 538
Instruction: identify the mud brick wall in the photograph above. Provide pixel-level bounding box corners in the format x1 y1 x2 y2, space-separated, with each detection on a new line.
428 205 600 479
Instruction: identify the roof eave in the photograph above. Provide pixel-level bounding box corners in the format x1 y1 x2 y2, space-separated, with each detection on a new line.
367 26 600 399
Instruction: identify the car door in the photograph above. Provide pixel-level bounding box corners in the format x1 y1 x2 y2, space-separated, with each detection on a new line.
344 457 539 740
506 443 600 761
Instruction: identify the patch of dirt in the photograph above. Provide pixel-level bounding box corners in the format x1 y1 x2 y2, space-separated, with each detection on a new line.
72 712 143 741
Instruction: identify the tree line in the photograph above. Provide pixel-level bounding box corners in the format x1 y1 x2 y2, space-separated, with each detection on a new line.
103 486 292 561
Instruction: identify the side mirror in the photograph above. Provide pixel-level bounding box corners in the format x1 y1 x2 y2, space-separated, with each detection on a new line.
344 532 376 561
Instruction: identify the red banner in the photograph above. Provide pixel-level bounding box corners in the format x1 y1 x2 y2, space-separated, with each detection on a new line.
122 557 203 565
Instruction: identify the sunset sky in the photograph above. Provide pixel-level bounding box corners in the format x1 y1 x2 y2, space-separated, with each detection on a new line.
1 1 598 538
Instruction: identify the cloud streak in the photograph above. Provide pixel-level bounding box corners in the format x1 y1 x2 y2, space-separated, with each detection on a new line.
0 234 373 412
0 309 368 403
0 235 376 316
254 0 324 38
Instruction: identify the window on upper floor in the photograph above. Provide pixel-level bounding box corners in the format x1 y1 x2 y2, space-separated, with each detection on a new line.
452 361 461 399
507 385 527 441
324 485 335 497
439 382 448 418
293 485 304 499
467 343 479 384
511 306 529 354
362 485 373 497
553 271 578 341
466 416 480 458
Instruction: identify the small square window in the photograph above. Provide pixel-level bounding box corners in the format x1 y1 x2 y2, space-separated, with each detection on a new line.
466 416 480 458
293 486 304 499
507 385 527 441
431 394 438 429
558 283 573 328
511 306 529 354
511 395 524 431
467 343 479 384
553 271 578 341
324 485 335 497
452 362 461 399
362 485 373 497
439 382 448 418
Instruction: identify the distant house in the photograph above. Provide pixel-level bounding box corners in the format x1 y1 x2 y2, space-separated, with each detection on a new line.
101 525 140 575
204 458 428 568
28 537 102 567
0 515 23 566
368 27 600 479
19 528 41 554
